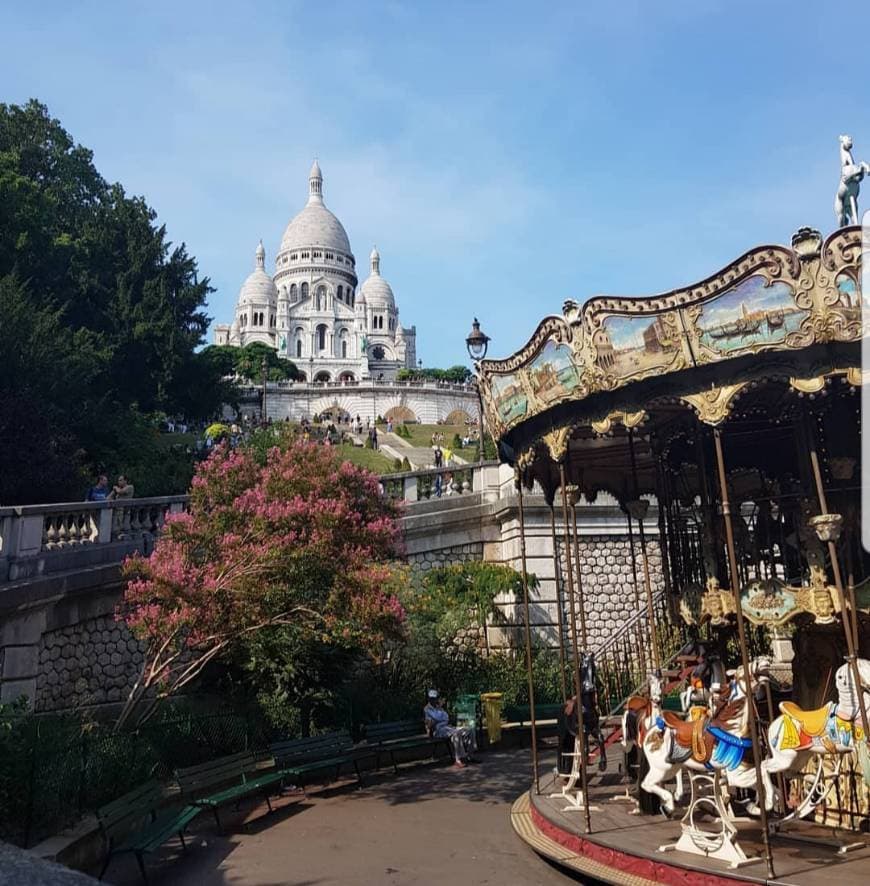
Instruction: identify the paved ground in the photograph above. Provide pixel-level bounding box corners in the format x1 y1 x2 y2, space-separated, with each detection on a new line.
105 749 581 886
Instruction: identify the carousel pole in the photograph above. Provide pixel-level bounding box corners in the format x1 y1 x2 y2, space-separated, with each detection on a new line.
569 495 589 648
549 503 569 703
515 470 540 794
625 508 649 678
712 428 776 880
627 428 661 670
559 462 593 834
802 416 870 746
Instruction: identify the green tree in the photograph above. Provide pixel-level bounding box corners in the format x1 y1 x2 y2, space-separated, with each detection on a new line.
0 100 225 502
230 342 302 382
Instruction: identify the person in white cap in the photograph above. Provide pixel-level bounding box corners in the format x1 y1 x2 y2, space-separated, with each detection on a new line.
424 689 477 769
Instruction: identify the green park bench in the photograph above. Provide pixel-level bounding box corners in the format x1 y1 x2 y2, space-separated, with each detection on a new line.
501 703 564 726
361 719 452 773
175 750 285 831
96 778 201 883
269 730 376 790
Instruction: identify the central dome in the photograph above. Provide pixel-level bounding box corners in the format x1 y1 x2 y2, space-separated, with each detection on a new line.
278 160 353 257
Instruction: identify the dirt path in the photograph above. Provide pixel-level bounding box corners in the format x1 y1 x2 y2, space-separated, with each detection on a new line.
107 749 580 885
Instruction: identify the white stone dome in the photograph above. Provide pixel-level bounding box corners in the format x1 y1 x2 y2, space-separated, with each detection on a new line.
238 240 278 304
278 160 352 256
279 204 352 255
359 246 395 309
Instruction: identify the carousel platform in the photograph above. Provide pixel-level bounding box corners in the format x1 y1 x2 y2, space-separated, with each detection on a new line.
511 765 870 886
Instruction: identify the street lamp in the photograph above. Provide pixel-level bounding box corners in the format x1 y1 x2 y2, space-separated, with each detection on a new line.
465 318 490 464
261 355 268 425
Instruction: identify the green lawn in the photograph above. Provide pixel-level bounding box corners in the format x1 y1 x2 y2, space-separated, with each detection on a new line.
393 423 477 450
335 443 398 474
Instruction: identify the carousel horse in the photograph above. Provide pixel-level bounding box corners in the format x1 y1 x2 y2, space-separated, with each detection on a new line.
559 651 608 773
639 656 771 816
760 657 870 813
622 670 685 810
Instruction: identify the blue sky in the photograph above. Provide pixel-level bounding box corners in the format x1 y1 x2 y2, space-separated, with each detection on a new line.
2 1 867 367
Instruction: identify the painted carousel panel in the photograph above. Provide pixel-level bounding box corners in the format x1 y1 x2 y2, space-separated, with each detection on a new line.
593 311 683 382
527 339 583 406
490 370 529 426
693 275 807 358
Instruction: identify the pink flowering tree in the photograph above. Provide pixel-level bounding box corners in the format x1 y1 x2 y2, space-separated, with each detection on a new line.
116 442 406 730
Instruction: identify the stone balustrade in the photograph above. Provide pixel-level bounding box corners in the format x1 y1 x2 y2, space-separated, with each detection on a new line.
0 496 188 584
379 461 502 503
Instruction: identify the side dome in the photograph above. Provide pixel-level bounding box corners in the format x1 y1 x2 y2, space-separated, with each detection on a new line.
359 246 395 308
238 240 278 304
278 160 352 255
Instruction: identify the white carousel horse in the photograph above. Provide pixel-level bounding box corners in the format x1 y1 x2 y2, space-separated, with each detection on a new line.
621 670 685 806
835 135 870 227
760 657 870 816
639 656 771 816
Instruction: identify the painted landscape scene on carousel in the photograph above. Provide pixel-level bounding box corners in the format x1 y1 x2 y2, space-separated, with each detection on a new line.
490 371 528 425
695 275 805 355
596 311 681 378
527 340 581 404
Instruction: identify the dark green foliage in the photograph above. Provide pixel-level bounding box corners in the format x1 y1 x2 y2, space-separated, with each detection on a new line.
0 703 271 848
0 100 225 503
226 341 302 383
396 365 471 383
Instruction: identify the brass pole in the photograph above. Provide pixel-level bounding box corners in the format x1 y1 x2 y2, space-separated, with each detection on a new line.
569 500 589 648
713 428 776 880
549 505 569 703
804 437 870 746
627 428 660 670
559 462 593 834
515 472 540 793
625 510 648 678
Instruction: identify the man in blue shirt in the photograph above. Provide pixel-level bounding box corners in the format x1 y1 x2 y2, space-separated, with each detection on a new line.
85 474 109 501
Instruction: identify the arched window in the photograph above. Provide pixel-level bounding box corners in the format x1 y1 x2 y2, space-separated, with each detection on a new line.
337 285 343 302
342 339 348 358
296 339 302 358
301 282 309 301
290 283 298 302
316 285 325 311
316 324 327 351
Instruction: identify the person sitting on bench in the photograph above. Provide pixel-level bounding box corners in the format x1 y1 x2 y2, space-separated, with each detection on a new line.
424 689 478 769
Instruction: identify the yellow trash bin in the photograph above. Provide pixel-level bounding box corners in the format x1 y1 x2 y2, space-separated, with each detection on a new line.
480 692 504 744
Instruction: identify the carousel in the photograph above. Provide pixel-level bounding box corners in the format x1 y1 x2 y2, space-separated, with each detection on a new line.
475 153 870 884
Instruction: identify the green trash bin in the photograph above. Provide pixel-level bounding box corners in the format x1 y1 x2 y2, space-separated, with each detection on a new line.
480 692 504 744
455 693 479 731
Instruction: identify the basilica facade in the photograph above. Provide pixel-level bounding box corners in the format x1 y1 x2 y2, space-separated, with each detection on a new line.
214 161 416 382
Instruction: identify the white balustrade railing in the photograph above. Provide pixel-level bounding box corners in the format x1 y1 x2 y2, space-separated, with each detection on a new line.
0 496 188 583
0 465 505 584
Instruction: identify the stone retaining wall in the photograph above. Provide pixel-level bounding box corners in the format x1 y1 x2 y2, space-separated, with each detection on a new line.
35 615 145 713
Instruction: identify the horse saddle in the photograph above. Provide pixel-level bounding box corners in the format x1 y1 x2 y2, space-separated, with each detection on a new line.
779 701 831 737
663 711 714 763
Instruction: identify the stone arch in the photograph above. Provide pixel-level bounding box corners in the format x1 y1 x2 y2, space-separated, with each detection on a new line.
445 408 474 425
311 395 356 420
338 371 356 382
385 405 417 424
314 370 331 383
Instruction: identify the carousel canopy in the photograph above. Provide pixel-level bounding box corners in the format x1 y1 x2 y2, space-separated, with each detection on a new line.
479 226 864 494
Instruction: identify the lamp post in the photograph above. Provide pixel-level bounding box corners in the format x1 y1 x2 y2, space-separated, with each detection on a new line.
261 355 268 425
465 318 490 465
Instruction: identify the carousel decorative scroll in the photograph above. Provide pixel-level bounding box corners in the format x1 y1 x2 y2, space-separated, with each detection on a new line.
590 410 647 435
699 566 840 628
541 426 572 463
680 383 749 426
